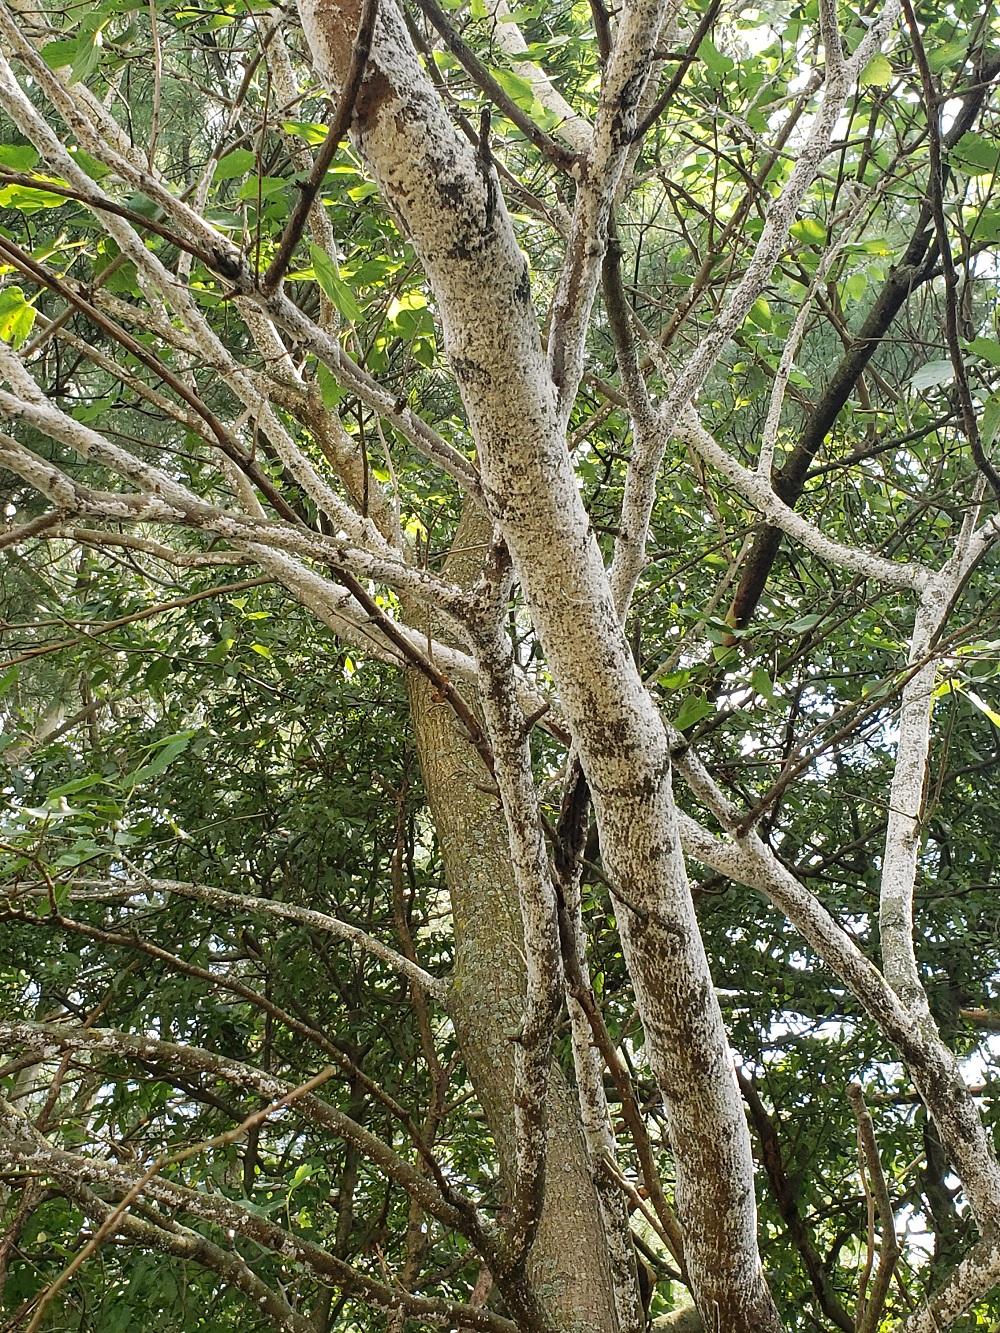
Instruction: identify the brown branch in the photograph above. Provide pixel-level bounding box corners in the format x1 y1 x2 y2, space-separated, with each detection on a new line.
0 510 66 549
338 567 497 779
736 1068 853 1332
959 1008 1000 1031
553 765 687 1275
727 52 1000 633
902 0 1000 500
0 236 300 524
847 1082 899 1333
3 1107 520 1333
263 0 381 291
631 0 722 143
0 171 222 269
409 0 576 171
0 576 272 669
21 1067 340 1333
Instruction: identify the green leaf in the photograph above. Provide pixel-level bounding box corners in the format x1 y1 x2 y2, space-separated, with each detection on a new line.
0 144 40 170
791 218 827 245
0 182 68 211
861 53 892 86
48 774 105 798
952 132 1000 176
213 149 257 181
0 286 37 350
982 396 1000 450
966 337 1000 367
118 730 197 792
70 29 106 84
910 359 954 391
928 39 968 73
281 121 329 146
674 694 714 730
308 242 360 323
747 297 772 331
490 66 541 113
698 38 735 75
972 209 1000 243
965 690 1000 730
751 667 775 704
39 39 80 70
288 1162 315 1192
785 613 823 633
317 362 344 410
235 175 288 203
67 144 111 181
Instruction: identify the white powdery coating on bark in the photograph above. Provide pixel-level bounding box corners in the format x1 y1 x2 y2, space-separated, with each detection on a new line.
675 754 1000 1233
298 0 781 1323
485 0 592 154
675 407 930 592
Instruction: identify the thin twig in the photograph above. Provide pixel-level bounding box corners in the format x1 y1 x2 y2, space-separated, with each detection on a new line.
22 1068 339 1333
263 0 381 290
901 0 1000 501
848 1082 900 1333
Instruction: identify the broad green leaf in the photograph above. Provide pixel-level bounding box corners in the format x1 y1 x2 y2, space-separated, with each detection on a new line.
118 731 197 792
491 66 541 114
928 39 968 72
674 693 714 730
235 175 288 203
966 337 1000 367
910 359 954 390
698 38 735 75
861 53 892 86
0 286 36 349
0 144 40 170
48 774 105 797
308 242 360 323
0 182 67 211
973 209 1000 242
751 667 775 704
785 613 824 633
67 144 111 180
658 670 690 690
952 132 1000 176
747 297 771 331
213 149 257 181
281 121 329 146
965 690 1000 730
982 396 1000 450
791 218 826 245
39 39 80 69
317 361 344 410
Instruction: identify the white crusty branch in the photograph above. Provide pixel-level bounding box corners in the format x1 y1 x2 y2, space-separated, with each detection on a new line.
72 873 449 1000
0 1094 517 1333
608 0 901 609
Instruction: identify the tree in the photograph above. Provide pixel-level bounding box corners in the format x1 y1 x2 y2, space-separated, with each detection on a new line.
1 0 1000 1325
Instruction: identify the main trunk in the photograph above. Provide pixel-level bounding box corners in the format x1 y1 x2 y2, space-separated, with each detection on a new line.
406 506 621 1331
298 0 781 1325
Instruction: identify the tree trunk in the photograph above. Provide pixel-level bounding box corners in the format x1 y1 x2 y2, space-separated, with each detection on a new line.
407 505 621 1331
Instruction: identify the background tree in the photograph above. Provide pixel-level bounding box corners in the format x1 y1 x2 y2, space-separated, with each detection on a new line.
1 0 1000 1327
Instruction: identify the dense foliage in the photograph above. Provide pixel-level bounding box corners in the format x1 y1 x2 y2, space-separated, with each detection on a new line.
1 0 1000 1327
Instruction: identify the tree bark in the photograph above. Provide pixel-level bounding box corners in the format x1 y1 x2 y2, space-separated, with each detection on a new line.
407 505 621 1331
298 1 782 1325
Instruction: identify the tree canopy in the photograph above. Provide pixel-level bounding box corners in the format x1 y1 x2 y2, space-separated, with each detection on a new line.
1 0 1000 1328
